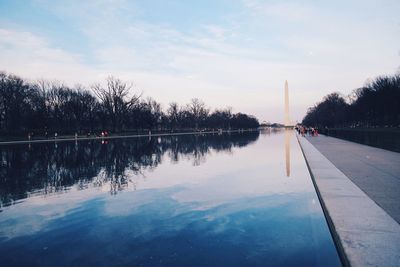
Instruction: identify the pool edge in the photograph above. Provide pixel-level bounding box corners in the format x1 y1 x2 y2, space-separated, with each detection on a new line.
297 134 400 267
296 134 350 267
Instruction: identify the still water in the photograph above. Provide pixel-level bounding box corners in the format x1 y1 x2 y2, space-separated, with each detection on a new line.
0 130 341 267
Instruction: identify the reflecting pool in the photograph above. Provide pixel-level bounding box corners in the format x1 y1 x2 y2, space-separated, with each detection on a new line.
0 130 342 267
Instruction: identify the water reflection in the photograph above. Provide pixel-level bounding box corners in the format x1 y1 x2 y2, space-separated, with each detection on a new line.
0 132 259 208
260 127 292 177
285 129 292 177
0 130 342 267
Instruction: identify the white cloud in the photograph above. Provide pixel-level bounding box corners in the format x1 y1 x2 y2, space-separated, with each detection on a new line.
1 0 399 122
241 0 317 22
0 28 98 83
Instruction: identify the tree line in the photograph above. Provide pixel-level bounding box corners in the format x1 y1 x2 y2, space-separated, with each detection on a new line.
0 71 259 136
302 74 400 128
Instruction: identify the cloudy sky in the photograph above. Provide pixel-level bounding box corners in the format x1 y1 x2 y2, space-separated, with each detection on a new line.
0 0 399 123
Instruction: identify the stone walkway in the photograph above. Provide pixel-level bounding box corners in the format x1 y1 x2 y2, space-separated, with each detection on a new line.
298 135 400 267
306 134 400 224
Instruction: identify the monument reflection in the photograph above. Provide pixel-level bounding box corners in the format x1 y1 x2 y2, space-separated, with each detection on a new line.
285 129 292 177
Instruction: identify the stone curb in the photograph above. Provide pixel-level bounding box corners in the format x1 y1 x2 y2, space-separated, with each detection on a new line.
297 135 400 267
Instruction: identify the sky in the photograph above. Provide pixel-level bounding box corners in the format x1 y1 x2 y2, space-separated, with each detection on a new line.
0 0 399 123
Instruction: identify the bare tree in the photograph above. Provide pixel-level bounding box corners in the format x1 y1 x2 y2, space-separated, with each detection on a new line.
92 76 141 131
187 98 209 129
167 102 180 129
0 71 260 135
146 97 163 128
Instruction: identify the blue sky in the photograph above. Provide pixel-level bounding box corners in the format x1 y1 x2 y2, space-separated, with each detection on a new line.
0 0 399 122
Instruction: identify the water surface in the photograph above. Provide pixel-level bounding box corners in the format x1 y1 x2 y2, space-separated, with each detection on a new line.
0 130 341 267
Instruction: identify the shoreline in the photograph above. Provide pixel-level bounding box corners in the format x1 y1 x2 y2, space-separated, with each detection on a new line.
0 129 258 146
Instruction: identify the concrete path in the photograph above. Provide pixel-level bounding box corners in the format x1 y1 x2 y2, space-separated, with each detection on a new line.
306 134 400 224
297 135 400 267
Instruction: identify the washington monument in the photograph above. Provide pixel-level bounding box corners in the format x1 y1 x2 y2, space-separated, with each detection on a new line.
284 80 291 127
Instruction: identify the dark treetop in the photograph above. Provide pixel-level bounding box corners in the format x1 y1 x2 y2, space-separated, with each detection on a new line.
0 71 259 137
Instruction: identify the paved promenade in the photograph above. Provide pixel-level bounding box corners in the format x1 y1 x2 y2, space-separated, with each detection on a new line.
298 135 400 267
306 134 400 223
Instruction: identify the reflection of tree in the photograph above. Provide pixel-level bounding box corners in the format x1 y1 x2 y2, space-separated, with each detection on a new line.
0 131 259 207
